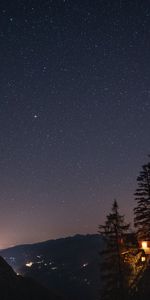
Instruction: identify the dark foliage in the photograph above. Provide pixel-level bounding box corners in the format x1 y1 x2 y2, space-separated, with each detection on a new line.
99 200 130 300
134 158 150 240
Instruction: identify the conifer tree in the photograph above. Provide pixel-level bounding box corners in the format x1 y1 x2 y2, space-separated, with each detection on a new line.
99 200 130 300
134 159 150 240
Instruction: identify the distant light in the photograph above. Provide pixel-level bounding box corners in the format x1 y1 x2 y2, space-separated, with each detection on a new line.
51 266 58 270
26 262 33 267
142 241 148 249
82 263 89 268
37 260 43 264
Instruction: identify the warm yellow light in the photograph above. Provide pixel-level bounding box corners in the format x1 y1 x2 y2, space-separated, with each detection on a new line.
142 241 147 249
141 256 146 262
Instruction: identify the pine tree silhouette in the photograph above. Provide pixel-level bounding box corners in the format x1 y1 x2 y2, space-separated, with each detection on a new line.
134 158 150 240
99 200 130 300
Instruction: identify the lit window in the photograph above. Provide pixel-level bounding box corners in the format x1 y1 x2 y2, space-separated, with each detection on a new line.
142 241 147 249
141 256 146 262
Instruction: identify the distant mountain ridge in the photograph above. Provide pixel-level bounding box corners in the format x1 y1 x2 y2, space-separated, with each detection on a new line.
1 233 100 252
0 234 102 300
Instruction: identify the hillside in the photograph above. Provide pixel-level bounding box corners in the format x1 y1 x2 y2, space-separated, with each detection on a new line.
0 256 62 300
0 234 102 300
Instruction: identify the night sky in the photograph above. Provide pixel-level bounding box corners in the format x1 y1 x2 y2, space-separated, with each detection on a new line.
0 0 150 248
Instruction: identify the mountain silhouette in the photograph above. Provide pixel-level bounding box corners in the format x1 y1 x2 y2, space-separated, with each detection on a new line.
0 234 102 300
0 256 62 300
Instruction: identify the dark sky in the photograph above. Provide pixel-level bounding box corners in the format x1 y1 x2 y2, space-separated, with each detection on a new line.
0 0 150 248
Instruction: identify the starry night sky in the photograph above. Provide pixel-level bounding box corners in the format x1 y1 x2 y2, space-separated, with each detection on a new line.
0 0 150 248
